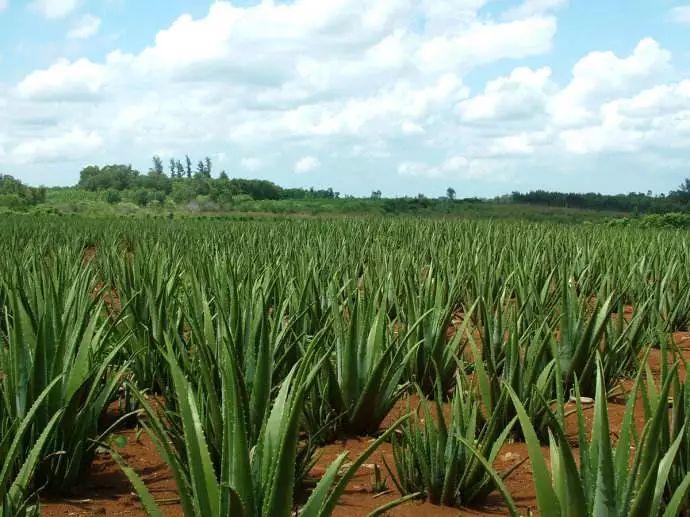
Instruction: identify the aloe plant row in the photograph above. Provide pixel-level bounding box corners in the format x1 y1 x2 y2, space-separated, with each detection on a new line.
1 214 690 516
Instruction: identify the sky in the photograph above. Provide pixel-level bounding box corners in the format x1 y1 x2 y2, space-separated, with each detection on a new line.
1 1 690 197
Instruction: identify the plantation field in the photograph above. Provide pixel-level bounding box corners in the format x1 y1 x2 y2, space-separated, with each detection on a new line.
2 214 690 516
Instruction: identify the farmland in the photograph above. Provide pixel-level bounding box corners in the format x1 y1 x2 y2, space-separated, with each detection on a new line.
2 213 690 516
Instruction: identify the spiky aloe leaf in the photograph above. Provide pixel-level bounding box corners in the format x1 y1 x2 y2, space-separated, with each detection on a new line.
591 357 616 517
506 385 561 517
109 447 163 517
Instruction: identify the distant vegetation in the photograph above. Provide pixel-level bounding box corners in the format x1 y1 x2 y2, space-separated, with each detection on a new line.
76 156 340 209
2 155 690 222
608 212 690 229
0 174 46 208
512 183 690 214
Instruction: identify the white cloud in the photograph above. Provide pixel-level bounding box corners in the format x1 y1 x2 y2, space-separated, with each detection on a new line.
560 124 643 155
9 0 554 144
415 16 557 73
503 0 568 20
67 14 101 40
669 5 690 24
550 38 671 127
558 79 690 155
30 0 79 19
0 0 8 12
10 128 103 164
398 155 469 177
4 1 690 193
607 80 690 118
458 67 555 122
402 121 425 134
16 58 106 101
240 157 262 171
399 155 515 183
486 134 537 156
294 156 321 174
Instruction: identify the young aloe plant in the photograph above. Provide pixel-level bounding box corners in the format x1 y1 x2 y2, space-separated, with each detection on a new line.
555 279 614 397
315 284 422 435
385 379 519 512
397 266 469 397
509 354 690 517
469 300 557 441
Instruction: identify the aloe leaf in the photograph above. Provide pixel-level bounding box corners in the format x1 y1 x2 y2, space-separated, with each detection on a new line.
506 386 561 517
110 447 163 517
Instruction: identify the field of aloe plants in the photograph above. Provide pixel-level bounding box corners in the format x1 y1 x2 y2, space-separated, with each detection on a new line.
2 214 690 516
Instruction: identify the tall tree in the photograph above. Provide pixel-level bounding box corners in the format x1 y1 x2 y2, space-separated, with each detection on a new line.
446 187 456 200
204 156 212 177
185 155 193 179
152 155 164 175
196 160 206 177
169 158 177 177
176 160 185 178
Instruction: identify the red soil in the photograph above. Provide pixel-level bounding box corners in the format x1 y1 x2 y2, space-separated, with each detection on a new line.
41 429 182 517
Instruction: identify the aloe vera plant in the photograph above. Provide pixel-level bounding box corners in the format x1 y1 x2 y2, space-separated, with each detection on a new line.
125 337 409 517
0 259 128 493
509 355 690 517
397 266 468 397
105 242 183 393
4 210 690 517
652 262 690 333
641 336 690 515
313 284 422 435
0 381 62 517
385 380 519 511
471 299 557 440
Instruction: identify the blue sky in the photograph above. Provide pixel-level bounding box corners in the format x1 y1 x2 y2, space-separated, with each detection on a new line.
1 0 690 197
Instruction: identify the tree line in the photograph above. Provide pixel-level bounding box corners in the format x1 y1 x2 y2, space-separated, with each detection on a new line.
77 155 341 207
0 174 46 209
510 181 690 214
2 154 690 215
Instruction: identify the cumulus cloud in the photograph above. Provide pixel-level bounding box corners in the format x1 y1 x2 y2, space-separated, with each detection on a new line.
454 39 681 160
7 0 553 152
10 128 103 164
550 38 671 127
67 14 101 40
294 156 321 174
30 0 79 19
485 134 539 157
16 58 106 101
558 79 690 155
3 0 690 191
399 156 470 177
458 67 555 123
398 154 518 183
415 16 557 73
